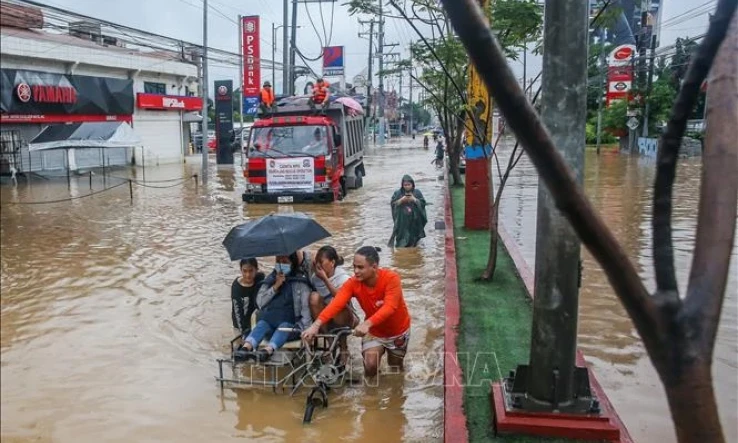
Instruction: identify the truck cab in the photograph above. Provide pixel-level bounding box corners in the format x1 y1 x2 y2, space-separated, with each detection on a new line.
242 98 366 203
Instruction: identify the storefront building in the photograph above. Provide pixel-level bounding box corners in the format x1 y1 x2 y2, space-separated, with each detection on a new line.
0 11 201 174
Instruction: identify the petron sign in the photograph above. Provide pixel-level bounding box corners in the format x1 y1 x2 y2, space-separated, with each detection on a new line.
1 69 133 122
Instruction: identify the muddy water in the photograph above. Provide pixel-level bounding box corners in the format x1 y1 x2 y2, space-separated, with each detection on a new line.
0 140 445 443
494 143 738 442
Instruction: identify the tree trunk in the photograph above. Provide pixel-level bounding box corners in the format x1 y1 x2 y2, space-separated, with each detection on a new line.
663 362 725 443
448 112 466 186
481 194 500 280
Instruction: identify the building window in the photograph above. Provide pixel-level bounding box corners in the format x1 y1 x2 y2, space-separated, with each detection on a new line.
144 82 167 95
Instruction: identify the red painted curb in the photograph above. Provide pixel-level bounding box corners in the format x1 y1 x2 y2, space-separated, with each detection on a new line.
497 224 635 443
444 179 469 443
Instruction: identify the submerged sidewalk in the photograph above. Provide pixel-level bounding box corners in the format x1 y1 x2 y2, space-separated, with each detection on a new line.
444 185 632 442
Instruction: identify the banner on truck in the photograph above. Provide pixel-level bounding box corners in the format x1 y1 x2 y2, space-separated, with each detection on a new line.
266 157 315 192
242 16 261 98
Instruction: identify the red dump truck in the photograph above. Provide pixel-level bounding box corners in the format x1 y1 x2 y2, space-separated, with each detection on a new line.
242 98 366 203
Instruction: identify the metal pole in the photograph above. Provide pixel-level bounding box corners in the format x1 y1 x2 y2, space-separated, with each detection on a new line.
409 52 414 139
282 0 290 96
141 147 146 182
239 15 245 160
289 0 298 96
522 0 590 412
201 0 209 182
272 23 277 92
377 2 385 146
522 42 527 98
642 35 656 138
596 50 606 155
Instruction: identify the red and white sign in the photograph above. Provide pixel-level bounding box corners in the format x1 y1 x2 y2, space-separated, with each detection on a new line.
608 80 631 93
136 93 202 111
1 114 132 124
15 82 78 104
242 16 261 98
608 44 636 67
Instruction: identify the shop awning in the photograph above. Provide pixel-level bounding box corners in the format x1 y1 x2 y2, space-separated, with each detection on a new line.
29 122 142 151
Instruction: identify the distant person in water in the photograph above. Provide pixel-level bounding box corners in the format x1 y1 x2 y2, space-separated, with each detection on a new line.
389 175 427 248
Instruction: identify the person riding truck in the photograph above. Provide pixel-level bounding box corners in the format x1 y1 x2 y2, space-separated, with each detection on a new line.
309 78 331 113
259 81 276 114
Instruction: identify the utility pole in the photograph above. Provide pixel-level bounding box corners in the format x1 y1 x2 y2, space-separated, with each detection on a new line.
201 0 209 182
289 0 298 96
595 49 606 155
282 0 289 96
409 52 414 138
272 23 277 91
642 35 656 137
359 19 376 136
522 41 527 98
507 0 595 415
377 0 385 145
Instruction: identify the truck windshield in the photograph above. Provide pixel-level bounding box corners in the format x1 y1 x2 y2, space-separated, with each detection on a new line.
248 125 329 157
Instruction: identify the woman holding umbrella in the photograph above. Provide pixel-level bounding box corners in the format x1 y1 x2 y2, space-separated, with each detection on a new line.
236 251 314 362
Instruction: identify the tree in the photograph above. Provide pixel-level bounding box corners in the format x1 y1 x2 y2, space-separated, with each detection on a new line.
441 0 738 441
347 0 542 186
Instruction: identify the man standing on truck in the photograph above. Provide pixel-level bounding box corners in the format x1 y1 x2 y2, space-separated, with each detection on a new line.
309 77 331 114
259 81 276 115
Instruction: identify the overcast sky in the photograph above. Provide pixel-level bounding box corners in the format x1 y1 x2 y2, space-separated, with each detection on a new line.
44 0 711 98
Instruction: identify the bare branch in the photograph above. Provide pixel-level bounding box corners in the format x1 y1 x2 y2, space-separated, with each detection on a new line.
439 0 663 348
683 12 738 353
652 0 738 297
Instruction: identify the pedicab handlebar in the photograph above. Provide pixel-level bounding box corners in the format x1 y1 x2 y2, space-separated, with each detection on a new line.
277 326 354 339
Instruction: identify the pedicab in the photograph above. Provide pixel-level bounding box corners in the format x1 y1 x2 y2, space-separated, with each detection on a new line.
217 212 356 423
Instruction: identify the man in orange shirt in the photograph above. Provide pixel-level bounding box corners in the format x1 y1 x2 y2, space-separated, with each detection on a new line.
301 246 411 377
308 77 331 114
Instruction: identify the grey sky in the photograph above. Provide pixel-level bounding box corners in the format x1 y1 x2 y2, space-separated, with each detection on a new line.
43 0 711 98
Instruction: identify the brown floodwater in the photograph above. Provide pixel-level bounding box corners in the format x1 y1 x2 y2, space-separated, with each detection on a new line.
494 142 738 442
0 139 446 442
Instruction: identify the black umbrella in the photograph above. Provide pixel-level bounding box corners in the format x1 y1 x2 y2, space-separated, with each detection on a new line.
223 212 332 260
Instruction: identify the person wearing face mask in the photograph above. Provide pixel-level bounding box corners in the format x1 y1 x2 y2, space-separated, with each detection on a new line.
236 251 315 362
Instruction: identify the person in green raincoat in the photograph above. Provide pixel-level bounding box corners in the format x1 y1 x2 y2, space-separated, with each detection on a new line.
389 175 428 248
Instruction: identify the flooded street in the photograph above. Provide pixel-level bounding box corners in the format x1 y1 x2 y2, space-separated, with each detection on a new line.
495 143 738 443
0 139 445 442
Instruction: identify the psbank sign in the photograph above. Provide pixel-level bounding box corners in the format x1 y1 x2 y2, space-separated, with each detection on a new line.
136 93 203 111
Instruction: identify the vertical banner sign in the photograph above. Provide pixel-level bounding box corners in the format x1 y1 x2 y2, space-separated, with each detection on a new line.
214 80 234 164
322 46 345 76
464 0 493 231
242 16 261 116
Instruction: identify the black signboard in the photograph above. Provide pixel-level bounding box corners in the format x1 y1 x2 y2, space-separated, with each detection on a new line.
1 69 133 115
214 80 234 165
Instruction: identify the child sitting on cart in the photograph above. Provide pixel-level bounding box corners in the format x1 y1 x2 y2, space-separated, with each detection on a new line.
236 252 314 362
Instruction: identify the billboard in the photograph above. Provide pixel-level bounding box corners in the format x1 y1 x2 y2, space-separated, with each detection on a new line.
464 0 492 152
322 46 345 76
589 0 662 47
242 16 260 98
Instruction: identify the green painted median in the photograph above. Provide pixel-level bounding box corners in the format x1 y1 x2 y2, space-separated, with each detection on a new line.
451 187 587 443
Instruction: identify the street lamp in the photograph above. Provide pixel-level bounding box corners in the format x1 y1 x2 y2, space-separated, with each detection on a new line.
272 23 301 96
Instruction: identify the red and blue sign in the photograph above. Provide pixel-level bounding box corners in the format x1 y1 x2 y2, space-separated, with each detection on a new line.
322 46 344 76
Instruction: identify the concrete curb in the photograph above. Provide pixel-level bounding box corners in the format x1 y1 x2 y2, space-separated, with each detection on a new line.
443 179 469 443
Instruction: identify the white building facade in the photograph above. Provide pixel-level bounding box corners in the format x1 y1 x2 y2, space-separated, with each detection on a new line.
0 18 201 174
